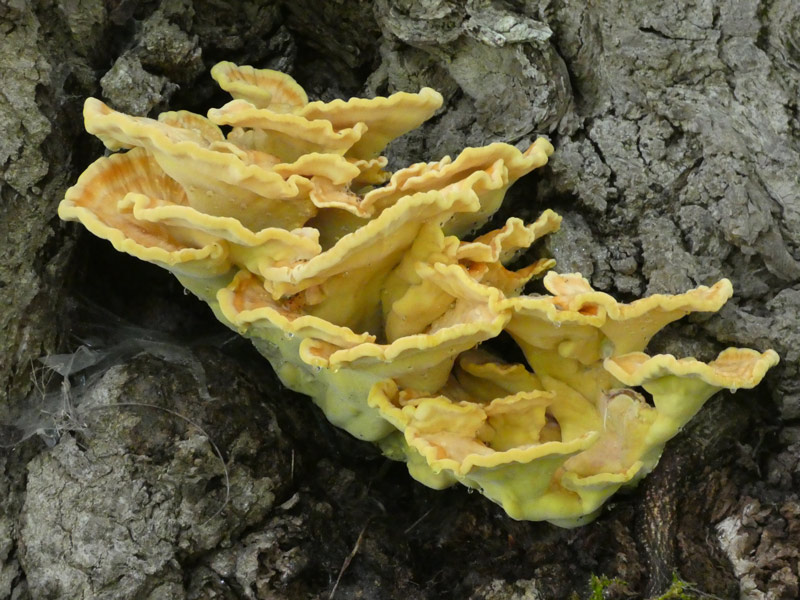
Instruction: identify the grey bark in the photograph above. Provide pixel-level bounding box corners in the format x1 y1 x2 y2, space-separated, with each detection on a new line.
1 0 798 598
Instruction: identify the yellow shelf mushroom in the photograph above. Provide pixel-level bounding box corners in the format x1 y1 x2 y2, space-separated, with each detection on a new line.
59 62 779 527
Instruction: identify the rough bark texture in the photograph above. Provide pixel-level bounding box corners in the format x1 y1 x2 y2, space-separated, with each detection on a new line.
1 1 798 598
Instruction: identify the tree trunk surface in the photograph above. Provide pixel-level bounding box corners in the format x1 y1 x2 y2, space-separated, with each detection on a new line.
1 1 798 598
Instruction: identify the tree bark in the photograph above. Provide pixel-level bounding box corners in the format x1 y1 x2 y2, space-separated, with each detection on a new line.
1 1 798 598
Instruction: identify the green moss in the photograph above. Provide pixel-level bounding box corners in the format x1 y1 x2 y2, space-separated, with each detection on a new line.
579 573 717 600
587 574 624 600
655 574 705 600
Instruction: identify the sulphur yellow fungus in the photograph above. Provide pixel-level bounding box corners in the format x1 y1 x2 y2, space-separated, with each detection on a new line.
59 62 779 527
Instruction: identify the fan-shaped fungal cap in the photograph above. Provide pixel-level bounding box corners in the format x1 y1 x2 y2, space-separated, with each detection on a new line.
211 61 444 159
362 138 554 235
209 100 369 160
59 148 230 278
503 276 735 375
82 98 323 231
210 61 309 111
605 348 780 389
297 87 444 159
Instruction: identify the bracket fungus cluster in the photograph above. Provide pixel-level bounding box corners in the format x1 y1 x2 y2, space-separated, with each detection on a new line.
59 62 779 527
